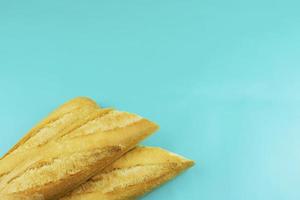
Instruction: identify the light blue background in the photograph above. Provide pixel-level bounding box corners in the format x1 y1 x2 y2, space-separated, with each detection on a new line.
1 1 300 199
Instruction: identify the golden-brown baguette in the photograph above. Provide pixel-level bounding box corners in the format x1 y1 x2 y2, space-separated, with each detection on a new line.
61 146 194 200
0 99 158 200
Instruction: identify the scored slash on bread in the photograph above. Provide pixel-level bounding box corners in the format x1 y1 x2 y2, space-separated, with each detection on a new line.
1 97 100 159
0 97 104 181
61 146 194 200
0 97 159 200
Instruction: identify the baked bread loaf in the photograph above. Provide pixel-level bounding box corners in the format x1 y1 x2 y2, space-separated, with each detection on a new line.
0 98 158 199
61 146 194 200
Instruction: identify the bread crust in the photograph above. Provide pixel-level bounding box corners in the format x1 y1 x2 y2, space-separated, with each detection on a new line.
1 97 99 159
0 194 44 200
61 146 194 200
0 98 158 200
0 97 106 184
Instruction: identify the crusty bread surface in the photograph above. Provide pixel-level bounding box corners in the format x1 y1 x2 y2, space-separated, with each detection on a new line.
0 194 44 200
61 146 194 200
0 98 158 200
1 97 99 159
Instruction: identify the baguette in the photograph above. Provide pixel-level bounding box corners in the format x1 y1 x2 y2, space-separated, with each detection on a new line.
0 98 158 199
61 146 194 200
